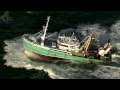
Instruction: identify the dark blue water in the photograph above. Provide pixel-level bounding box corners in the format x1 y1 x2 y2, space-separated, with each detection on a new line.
1 11 120 79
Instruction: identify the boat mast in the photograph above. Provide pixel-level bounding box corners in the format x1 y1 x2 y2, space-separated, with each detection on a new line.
41 16 51 46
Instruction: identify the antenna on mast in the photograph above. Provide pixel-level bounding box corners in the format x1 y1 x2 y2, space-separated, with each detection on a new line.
41 16 51 46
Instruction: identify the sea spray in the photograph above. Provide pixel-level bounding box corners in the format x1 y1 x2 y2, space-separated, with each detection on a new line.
3 22 120 79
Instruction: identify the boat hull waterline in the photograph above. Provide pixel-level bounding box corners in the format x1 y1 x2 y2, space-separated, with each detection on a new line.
23 36 104 63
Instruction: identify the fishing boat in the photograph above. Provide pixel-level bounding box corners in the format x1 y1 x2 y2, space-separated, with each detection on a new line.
22 16 112 63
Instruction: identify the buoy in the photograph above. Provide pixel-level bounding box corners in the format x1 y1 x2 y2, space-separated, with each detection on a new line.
99 49 105 56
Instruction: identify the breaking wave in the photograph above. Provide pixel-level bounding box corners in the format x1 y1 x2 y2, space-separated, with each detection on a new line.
3 21 120 79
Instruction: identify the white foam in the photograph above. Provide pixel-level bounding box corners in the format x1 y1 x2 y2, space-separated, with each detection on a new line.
26 11 33 14
3 22 120 79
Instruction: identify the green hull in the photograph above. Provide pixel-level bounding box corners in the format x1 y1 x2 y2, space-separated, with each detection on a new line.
23 36 104 63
